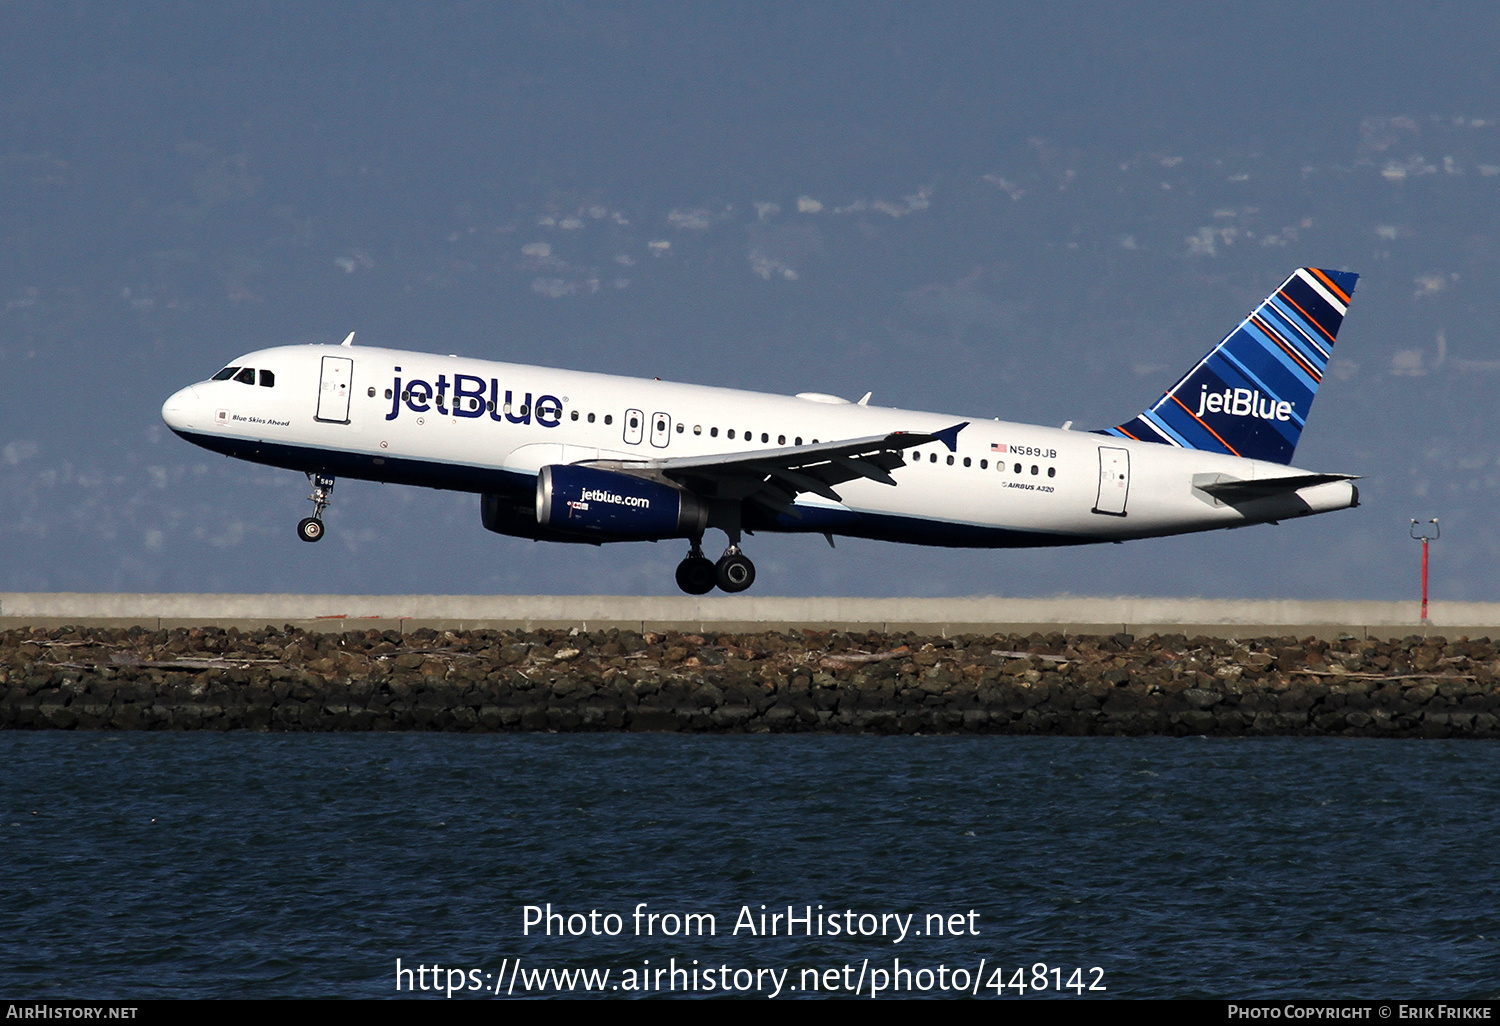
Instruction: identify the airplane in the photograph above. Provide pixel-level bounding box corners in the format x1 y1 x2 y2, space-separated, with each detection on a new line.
161 266 1360 594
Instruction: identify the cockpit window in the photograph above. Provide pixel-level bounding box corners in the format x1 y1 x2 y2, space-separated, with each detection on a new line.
233 367 256 384
212 366 240 381
259 369 275 387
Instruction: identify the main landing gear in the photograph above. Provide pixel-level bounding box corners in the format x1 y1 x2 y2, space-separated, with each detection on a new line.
715 546 755 593
297 473 335 543
674 542 756 594
675 546 716 595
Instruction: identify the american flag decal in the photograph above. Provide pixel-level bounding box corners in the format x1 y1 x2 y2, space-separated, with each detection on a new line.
991 443 1007 453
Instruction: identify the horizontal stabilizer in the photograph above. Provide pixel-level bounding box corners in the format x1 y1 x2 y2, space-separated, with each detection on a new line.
1194 472 1359 502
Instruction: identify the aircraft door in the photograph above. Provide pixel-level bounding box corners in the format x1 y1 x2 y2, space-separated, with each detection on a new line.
650 412 671 448
1093 446 1130 516
316 356 353 424
623 408 645 445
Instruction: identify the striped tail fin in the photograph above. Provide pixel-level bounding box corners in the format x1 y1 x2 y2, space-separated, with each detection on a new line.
1099 267 1358 464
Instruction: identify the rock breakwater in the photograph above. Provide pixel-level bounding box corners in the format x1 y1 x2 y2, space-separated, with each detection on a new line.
4 625 1499 737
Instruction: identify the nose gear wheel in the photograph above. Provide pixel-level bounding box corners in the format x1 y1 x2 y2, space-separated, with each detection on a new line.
298 473 335 543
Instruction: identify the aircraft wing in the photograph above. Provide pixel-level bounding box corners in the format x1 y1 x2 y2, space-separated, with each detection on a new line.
587 422 968 517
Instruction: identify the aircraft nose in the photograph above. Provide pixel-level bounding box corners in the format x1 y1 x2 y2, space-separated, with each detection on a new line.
161 385 200 432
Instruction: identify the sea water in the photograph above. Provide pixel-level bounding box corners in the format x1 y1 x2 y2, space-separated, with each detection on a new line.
1 734 1496 999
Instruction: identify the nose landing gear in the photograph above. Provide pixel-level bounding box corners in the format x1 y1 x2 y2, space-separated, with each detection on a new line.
297 473 335 543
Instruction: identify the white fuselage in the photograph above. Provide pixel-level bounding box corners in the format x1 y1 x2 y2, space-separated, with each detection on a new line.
161 343 1357 549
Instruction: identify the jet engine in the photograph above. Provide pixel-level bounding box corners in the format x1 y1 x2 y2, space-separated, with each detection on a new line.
535 465 708 540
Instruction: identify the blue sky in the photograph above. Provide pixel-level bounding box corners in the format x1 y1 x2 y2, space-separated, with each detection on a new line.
3 2 1500 600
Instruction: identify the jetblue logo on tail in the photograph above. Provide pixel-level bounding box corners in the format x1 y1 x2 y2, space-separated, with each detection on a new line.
1194 385 1293 422
1099 267 1357 464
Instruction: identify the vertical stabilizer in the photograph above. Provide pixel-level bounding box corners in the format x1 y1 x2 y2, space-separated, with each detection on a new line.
1099 267 1358 464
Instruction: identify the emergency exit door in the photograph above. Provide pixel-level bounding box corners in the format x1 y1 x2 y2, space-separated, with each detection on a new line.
650 412 672 448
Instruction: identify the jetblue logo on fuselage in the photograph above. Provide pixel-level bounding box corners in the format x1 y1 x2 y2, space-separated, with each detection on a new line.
385 367 563 427
580 488 649 509
1193 385 1293 422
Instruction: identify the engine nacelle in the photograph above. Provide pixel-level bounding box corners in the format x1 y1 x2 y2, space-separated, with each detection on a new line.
481 491 599 544
536 465 708 540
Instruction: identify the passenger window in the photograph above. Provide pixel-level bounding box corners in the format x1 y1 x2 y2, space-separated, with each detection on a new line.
588 413 595 423
212 366 239 381
963 457 971 467
487 401 495 412
694 425 702 435
1031 465 1038 475
929 453 937 463
604 415 613 425
710 427 719 437
980 459 988 469
728 429 736 439
261 370 276 387
1048 467 1056 478
761 432 768 443
676 423 684 433
234 367 256 385
385 388 394 400
571 411 579 421
1014 463 1022 473
778 435 785 445
946 455 954 466
795 437 802 446
629 415 639 428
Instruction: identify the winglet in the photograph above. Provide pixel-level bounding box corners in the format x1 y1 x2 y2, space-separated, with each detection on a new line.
341 331 355 347
930 421 969 452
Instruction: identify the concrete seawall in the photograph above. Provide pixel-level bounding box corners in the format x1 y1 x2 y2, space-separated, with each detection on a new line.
2 593 1496 640
9 594 1497 738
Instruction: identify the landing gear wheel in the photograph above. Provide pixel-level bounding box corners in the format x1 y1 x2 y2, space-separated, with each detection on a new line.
299 473 335 544
675 556 717 595
715 552 756 593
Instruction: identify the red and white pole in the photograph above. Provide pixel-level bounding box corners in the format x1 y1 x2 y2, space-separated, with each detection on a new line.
1410 519 1440 623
